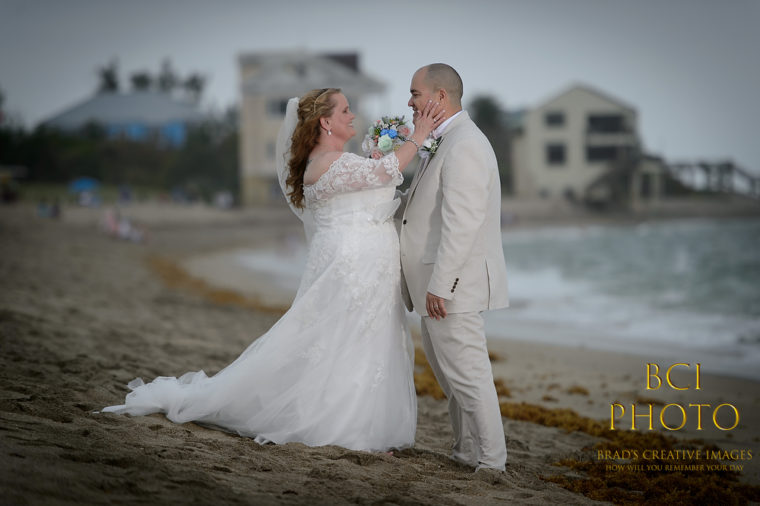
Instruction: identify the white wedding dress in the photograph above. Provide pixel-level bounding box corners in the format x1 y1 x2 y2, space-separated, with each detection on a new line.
103 152 417 451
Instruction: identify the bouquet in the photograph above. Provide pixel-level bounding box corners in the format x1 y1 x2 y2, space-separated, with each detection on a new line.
361 116 412 159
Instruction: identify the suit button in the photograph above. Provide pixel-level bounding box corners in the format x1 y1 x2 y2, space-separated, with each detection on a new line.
402 219 407 225
450 289 455 293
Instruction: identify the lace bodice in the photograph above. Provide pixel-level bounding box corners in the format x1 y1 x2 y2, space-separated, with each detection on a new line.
301 152 403 230
304 152 402 203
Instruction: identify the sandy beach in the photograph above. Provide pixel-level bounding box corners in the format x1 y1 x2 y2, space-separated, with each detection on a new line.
1 202 759 505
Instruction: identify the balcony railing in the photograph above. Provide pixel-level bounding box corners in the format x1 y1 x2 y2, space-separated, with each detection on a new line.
585 125 634 134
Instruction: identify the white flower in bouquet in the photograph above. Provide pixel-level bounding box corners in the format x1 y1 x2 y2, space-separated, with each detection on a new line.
361 135 374 154
377 134 393 152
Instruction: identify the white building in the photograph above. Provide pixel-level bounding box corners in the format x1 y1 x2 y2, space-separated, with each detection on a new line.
511 84 663 207
238 50 384 206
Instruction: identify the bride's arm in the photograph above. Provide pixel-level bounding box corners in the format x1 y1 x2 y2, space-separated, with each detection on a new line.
327 99 444 189
308 152 402 198
305 102 444 200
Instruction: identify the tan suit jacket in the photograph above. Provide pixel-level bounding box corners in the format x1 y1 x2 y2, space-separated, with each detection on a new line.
399 111 509 316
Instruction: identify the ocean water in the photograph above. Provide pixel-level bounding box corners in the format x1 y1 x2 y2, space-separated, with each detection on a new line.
485 217 760 378
234 217 760 379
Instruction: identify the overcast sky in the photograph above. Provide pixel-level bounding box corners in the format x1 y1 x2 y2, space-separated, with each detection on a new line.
1 0 758 173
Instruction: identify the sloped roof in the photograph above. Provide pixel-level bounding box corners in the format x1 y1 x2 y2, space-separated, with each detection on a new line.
43 91 203 129
239 50 385 97
535 83 637 113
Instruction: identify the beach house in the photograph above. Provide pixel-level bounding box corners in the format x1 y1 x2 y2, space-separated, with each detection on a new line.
43 91 203 147
238 50 385 206
510 84 665 208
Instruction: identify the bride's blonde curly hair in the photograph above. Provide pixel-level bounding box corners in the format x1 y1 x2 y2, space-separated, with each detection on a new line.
286 87 341 209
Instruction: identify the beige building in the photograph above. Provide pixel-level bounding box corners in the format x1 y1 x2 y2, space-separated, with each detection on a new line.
511 84 663 208
238 50 385 206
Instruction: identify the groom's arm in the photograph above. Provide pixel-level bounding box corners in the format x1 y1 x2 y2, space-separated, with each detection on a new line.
427 136 491 300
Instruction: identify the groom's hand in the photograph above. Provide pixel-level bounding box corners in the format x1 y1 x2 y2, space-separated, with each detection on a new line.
426 292 447 320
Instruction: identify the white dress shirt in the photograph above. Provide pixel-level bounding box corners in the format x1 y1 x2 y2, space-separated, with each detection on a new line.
432 110 463 139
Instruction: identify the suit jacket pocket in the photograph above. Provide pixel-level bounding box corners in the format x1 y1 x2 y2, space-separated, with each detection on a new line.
421 251 436 264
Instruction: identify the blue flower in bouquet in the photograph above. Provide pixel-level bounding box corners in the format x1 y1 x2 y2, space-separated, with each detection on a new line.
380 128 398 139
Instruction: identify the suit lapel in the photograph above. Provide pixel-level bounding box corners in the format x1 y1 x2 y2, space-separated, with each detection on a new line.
408 136 445 203
404 111 470 206
408 152 432 199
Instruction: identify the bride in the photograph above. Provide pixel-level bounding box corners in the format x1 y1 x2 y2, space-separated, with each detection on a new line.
102 88 444 451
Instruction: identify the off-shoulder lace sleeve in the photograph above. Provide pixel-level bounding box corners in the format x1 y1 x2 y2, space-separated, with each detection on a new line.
304 152 403 202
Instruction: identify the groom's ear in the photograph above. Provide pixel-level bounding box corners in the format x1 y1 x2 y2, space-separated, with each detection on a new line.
437 88 447 103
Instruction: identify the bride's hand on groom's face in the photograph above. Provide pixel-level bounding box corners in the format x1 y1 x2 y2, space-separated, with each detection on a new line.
413 100 445 138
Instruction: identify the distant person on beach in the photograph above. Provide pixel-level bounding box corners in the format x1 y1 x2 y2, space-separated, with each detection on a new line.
102 88 445 452
101 207 145 243
398 64 509 471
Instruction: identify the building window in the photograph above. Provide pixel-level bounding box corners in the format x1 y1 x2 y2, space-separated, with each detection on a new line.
545 111 565 127
641 173 653 197
267 99 289 117
587 114 627 133
586 145 620 162
546 143 566 166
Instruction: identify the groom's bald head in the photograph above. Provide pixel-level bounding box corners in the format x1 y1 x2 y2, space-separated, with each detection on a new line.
418 64 463 107
408 63 463 120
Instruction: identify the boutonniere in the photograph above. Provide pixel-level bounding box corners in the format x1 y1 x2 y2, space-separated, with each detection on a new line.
419 136 442 159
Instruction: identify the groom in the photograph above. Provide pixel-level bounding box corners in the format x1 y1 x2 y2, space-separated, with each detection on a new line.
399 64 509 471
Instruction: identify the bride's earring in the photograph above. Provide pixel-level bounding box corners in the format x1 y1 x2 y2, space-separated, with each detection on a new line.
328 130 332 136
